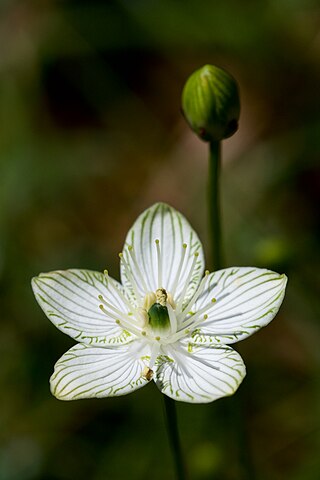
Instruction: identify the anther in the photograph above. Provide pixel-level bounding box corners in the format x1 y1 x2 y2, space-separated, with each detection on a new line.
204 314 208 320
211 298 216 303
115 319 121 325
141 331 147 336
185 329 190 334
142 366 154 381
194 252 199 257
205 270 209 276
183 243 187 249
104 269 109 276
118 252 123 258
128 245 133 251
155 239 160 245
155 336 161 341
99 304 104 310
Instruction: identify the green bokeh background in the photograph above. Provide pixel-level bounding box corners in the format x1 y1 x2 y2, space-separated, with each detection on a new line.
1 1 319 479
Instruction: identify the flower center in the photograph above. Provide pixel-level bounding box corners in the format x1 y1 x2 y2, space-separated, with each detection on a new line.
99 242 218 352
147 288 171 333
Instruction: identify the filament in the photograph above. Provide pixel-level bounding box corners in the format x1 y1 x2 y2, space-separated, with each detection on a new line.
182 298 216 328
155 239 162 288
171 243 187 294
167 303 178 335
99 304 145 337
176 252 199 311
178 270 210 321
127 246 148 292
119 253 143 305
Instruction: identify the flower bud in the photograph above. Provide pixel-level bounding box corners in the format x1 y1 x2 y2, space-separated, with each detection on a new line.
181 64 240 142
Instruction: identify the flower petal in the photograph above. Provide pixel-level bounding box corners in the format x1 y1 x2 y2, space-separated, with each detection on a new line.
154 342 245 403
32 269 134 346
121 203 204 303
188 267 287 345
50 342 150 400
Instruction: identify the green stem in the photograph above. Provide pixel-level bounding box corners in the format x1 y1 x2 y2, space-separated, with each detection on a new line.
163 395 186 480
208 141 223 270
208 140 255 479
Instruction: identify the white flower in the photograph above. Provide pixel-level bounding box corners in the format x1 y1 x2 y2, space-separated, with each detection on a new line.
32 203 287 403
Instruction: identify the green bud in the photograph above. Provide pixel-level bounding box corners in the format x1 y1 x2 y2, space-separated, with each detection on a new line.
181 64 240 142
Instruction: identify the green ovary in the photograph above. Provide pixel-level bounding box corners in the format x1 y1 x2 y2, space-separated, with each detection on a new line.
148 303 171 333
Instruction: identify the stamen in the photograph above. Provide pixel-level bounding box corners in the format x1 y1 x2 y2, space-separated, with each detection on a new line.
155 336 161 341
103 276 134 311
149 343 161 369
167 303 177 335
166 292 176 309
98 294 139 325
142 366 154 381
182 300 216 329
176 252 199 312
171 243 187 294
142 344 161 381
119 252 143 304
177 270 210 321
135 307 150 328
163 314 208 344
127 246 148 292
99 304 144 337
103 270 137 318
143 292 157 311
155 239 162 288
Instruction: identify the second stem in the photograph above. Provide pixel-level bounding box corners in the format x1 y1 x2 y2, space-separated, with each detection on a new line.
208 141 223 271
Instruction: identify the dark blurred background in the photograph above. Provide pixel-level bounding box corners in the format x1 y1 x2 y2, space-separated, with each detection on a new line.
0 0 319 479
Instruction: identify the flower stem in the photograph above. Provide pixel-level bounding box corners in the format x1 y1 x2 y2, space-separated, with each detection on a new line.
163 395 186 480
208 141 223 270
